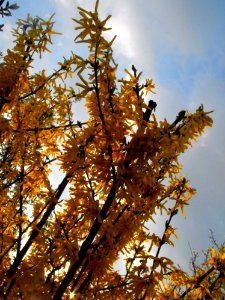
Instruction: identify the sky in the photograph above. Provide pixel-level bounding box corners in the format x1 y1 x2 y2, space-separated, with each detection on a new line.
1 0 225 271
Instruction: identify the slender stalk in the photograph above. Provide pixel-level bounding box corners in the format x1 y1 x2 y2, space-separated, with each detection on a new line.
53 179 119 299
5 174 70 278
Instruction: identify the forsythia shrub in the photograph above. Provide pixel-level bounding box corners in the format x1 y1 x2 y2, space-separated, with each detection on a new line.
0 1 224 299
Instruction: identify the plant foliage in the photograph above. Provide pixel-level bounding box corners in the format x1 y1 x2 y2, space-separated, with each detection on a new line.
0 1 224 299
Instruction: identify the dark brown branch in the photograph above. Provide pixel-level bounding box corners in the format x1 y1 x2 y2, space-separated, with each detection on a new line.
143 100 157 122
53 178 119 299
73 204 128 292
169 110 186 129
1 157 56 191
12 121 86 133
180 266 215 298
141 207 179 300
0 198 49 263
18 66 67 101
5 173 71 279
98 281 130 292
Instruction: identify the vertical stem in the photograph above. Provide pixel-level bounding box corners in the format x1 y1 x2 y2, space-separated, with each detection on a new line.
5 174 70 278
53 179 118 299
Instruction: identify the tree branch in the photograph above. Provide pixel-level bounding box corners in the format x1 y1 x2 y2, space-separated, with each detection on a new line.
5 173 71 279
53 178 119 299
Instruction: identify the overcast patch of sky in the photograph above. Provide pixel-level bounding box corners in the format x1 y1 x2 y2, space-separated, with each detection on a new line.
1 0 225 270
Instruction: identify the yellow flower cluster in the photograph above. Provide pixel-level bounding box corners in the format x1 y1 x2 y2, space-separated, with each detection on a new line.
0 1 220 300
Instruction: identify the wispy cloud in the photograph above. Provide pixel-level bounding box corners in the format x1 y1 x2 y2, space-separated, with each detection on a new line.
0 22 14 55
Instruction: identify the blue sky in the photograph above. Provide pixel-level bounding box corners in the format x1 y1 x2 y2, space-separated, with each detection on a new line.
1 0 225 271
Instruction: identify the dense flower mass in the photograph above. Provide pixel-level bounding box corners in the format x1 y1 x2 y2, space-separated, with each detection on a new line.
0 1 223 299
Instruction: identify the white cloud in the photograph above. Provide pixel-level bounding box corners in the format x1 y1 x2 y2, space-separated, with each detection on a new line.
0 22 14 56
51 0 72 8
